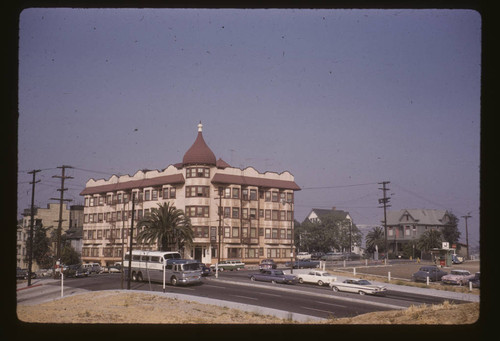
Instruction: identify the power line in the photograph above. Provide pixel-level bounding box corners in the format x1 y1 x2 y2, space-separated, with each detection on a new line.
300 182 378 190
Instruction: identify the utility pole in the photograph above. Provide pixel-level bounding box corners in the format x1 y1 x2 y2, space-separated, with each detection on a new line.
461 214 471 260
378 181 391 259
27 169 41 287
50 165 73 278
127 196 136 290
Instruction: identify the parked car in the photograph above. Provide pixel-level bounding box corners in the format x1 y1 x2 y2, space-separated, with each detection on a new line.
284 259 320 269
16 268 32 280
108 265 122 273
320 252 344 261
249 269 298 284
310 252 325 260
296 252 311 260
343 252 361 261
469 272 480 288
197 263 212 276
259 259 277 271
441 270 475 286
452 254 464 264
297 270 337 286
412 266 448 282
64 264 89 278
330 279 387 295
210 259 245 271
82 263 101 274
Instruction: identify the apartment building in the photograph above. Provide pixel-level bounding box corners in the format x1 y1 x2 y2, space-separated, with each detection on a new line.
80 123 301 266
17 203 71 269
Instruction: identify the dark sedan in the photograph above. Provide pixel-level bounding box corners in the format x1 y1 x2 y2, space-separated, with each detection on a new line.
284 259 320 269
412 266 448 282
249 269 298 284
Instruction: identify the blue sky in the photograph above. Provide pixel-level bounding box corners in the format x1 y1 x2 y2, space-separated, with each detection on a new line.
18 8 481 248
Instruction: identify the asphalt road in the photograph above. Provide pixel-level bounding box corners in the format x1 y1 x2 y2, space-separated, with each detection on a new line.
18 269 471 320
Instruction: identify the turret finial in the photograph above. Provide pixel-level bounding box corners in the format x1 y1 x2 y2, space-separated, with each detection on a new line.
198 121 203 132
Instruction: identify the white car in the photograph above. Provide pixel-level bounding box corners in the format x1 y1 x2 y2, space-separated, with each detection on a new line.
296 252 311 260
441 270 475 285
297 270 337 286
330 279 387 295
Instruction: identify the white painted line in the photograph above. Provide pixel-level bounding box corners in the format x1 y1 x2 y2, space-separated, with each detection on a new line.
231 294 258 301
315 301 348 308
300 306 334 314
260 292 282 297
203 284 227 289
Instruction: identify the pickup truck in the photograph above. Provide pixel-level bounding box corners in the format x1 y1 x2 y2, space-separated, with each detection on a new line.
249 269 298 284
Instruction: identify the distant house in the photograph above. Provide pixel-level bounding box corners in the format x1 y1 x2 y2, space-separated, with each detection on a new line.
385 209 455 255
303 207 361 254
304 207 352 224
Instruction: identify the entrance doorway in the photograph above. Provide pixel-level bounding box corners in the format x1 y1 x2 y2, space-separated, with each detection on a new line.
194 247 203 262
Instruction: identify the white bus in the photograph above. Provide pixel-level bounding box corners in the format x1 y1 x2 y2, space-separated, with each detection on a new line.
123 250 202 286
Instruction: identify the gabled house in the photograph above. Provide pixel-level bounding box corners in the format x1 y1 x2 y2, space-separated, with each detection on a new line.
304 207 352 224
385 209 454 255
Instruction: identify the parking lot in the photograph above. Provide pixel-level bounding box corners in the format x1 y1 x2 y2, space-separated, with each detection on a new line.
329 260 480 281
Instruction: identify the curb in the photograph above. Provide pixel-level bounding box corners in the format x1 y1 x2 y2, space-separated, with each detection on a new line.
16 283 43 292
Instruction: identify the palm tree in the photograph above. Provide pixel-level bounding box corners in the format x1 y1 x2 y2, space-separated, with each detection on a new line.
417 229 442 253
365 226 385 254
136 202 193 252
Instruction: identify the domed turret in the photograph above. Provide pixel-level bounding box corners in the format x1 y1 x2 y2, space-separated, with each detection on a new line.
182 122 217 167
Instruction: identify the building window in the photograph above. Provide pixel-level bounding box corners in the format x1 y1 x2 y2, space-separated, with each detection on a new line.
265 191 271 202
272 210 279 221
144 190 151 201
232 226 239 238
194 226 209 238
186 206 209 218
242 189 248 200
232 207 239 219
265 210 271 220
232 188 240 199
250 208 257 219
272 228 278 239
186 167 210 178
224 207 231 218
98 213 103 222
250 189 257 201
242 208 248 220
287 192 294 203
186 186 210 197
272 191 279 202
224 227 230 238
265 228 271 238
152 189 158 200
250 228 257 238
279 229 285 239
170 187 176 198
280 211 286 221
259 209 264 218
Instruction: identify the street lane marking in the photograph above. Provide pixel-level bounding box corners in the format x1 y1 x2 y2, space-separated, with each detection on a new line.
259 292 282 297
231 294 258 301
300 306 334 314
204 284 228 289
315 301 347 308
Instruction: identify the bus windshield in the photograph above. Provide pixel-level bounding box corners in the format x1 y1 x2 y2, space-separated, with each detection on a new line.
181 263 200 271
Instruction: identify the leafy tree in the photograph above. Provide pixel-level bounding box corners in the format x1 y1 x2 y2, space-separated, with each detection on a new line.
441 212 461 246
295 213 361 253
24 222 53 269
60 245 80 265
365 226 386 254
136 202 193 252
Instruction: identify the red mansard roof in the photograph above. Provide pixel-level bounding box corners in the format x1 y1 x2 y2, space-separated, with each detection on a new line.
211 173 301 191
80 173 185 196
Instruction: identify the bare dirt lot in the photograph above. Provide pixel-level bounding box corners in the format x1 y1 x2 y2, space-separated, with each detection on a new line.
17 290 479 324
